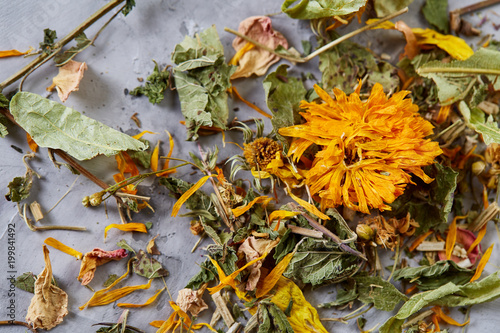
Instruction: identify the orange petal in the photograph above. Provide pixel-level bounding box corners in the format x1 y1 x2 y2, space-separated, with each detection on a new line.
171 175 214 217
446 215 467 260
470 243 494 282
289 192 330 220
158 130 176 177
44 237 83 260
432 306 470 326
468 225 487 255
231 196 273 217
104 223 148 239
409 230 433 252
26 133 38 152
151 140 160 172
117 287 165 308
132 130 158 140
256 252 294 298
0 49 30 58
232 86 272 119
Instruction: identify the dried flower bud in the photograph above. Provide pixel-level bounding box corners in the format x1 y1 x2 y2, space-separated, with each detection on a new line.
356 224 374 241
82 196 90 207
190 221 204 235
89 192 103 207
243 137 282 170
486 143 500 166
472 161 486 175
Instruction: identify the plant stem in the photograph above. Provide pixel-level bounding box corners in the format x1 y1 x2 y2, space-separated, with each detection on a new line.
417 67 500 76
0 320 37 333
455 0 500 15
0 0 125 91
387 235 401 282
224 7 408 64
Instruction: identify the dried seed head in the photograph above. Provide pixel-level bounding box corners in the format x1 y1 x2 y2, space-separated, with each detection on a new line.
356 224 374 241
89 192 103 207
82 196 91 207
243 137 282 170
471 161 486 175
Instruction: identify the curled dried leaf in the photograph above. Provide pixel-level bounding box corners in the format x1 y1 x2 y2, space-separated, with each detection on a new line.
52 60 87 102
78 248 128 285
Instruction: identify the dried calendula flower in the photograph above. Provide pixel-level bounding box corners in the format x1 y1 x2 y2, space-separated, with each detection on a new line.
280 83 442 214
243 137 282 170
361 213 419 250
78 248 128 285
486 143 500 172
26 245 69 330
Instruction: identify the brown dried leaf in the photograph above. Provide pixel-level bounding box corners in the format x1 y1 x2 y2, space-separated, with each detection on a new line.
78 248 128 285
237 236 279 291
146 234 161 255
52 60 87 102
176 288 209 316
394 21 418 59
231 16 288 79
26 246 68 330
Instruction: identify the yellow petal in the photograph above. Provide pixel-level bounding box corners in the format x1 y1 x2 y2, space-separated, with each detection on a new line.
158 130 175 177
251 168 271 179
271 277 328 333
0 48 32 58
432 306 470 326
208 252 268 295
256 252 294 298
470 243 494 282
27 133 38 153
232 86 272 119
289 192 330 220
83 279 152 309
151 140 160 172
117 287 165 308
468 224 487 255
412 27 474 60
229 41 255 66
171 175 214 217
446 215 467 260
132 130 158 140
104 223 148 239
268 210 300 223
44 237 83 260
231 196 273 217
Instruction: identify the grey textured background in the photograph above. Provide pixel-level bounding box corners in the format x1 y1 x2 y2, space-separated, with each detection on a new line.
1 0 500 332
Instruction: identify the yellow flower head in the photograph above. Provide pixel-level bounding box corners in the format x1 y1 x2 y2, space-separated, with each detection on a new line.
279 83 442 214
243 137 282 170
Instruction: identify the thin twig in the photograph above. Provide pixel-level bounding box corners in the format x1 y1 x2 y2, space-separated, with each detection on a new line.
387 236 401 282
46 175 80 214
0 320 37 333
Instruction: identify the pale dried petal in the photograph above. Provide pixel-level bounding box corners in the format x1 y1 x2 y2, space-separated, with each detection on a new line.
231 16 288 79
26 246 68 330
78 248 128 285
52 60 87 102
176 288 208 316
237 236 279 291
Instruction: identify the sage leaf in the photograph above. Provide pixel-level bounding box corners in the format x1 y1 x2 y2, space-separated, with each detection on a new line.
421 0 449 34
353 275 408 311
9 92 146 160
132 250 169 279
393 260 474 291
282 0 367 19
459 101 500 145
417 48 500 104
263 64 306 152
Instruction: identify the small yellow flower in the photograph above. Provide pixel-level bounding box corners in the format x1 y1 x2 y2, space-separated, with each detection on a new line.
243 137 282 170
279 83 442 214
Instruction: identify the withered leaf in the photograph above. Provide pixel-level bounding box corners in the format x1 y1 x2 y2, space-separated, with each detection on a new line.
26 246 68 330
117 239 136 254
15 272 37 293
103 274 119 288
133 250 169 279
78 248 128 285
52 60 87 102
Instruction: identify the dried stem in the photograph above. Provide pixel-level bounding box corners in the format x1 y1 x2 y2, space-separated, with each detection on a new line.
0 321 37 333
454 0 500 15
0 0 126 91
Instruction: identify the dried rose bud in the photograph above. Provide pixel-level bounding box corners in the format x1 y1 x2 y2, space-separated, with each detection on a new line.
471 161 486 175
89 192 103 207
82 196 90 207
356 224 374 241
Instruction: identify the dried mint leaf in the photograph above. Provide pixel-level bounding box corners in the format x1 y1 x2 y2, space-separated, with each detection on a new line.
54 33 92 66
6 174 33 202
122 0 136 16
117 239 136 254
129 61 171 105
318 282 358 308
102 274 119 288
0 92 9 108
263 64 306 152
185 259 217 290
40 28 57 54
159 177 212 212
373 0 414 17
459 101 500 145
282 0 367 19
353 274 407 311
9 92 146 160
133 250 168 279
258 301 294 333
172 26 235 140
421 0 449 34
392 260 474 291
15 272 37 293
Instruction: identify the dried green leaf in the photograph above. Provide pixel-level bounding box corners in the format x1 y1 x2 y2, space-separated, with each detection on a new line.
117 240 136 254
459 101 500 145
15 272 37 293
172 26 235 140
393 260 474 291
122 0 136 16
421 0 449 34
263 64 306 152
318 283 358 308
374 0 414 17
129 61 170 104
0 92 9 108
417 48 500 104
353 275 407 311
9 92 146 160
282 0 367 19
40 28 57 54
54 33 92 66
185 259 216 290
6 174 33 202
133 250 168 279
102 274 119 288
159 177 212 212
258 301 294 333
127 139 151 168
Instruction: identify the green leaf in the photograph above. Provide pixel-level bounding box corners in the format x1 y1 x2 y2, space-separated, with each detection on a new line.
390 163 458 234
172 26 235 140
0 93 9 108
159 177 212 212
393 260 474 291
282 0 367 19
459 101 500 145
283 238 360 286
54 33 92 66
122 0 136 16
127 139 151 168
417 48 500 104
9 92 146 160
102 274 119 288
263 65 306 152
132 250 169 279
318 283 358 308
15 272 37 293
380 270 500 333
117 239 136 254
0 116 8 138
6 174 33 202
422 0 449 33
185 259 217 290
374 0 414 17
273 229 299 263
40 28 57 54
353 275 408 311
258 301 294 333
129 61 171 105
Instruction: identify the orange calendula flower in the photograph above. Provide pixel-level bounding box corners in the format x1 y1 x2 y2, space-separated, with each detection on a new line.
279 83 442 214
